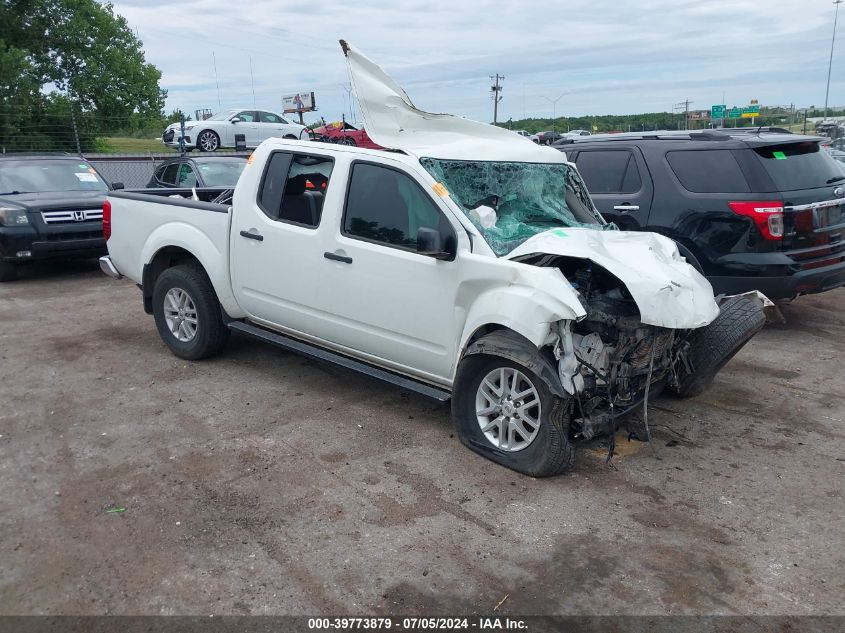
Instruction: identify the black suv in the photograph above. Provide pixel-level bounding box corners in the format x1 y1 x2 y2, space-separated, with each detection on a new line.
0 155 115 281
556 131 845 300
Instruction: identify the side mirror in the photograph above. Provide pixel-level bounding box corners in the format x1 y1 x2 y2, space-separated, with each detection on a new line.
111 181 124 190
231 117 241 124
417 226 455 260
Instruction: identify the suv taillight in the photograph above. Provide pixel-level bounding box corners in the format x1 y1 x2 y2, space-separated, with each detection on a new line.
103 199 111 240
728 201 784 241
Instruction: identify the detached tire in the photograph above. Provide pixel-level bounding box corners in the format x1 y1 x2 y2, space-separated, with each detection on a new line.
152 264 229 360
671 295 765 398
452 354 574 477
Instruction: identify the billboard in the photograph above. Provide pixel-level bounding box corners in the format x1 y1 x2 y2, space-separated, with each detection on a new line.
282 92 316 113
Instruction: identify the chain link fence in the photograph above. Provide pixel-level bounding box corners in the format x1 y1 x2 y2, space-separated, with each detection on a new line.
85 151 249 188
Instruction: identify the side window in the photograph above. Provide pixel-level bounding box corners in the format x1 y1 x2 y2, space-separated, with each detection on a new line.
666 150 750 193
153 164 167 182
177 163 197 187
257 151 334 228
259 112 283 124
235 111 256 123
575 150 641 193
343 163 455 252
161 163 179 185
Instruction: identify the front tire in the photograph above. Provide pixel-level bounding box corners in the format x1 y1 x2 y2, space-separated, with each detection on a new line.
152 264 229 360
452 354 575 477
197 130 220 152
671 295 765 398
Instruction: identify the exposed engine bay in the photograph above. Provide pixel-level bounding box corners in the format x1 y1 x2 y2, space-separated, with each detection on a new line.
519 254 692 442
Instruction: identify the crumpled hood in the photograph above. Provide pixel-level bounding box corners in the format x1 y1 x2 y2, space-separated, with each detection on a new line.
508 228 720 329
340 40 565 163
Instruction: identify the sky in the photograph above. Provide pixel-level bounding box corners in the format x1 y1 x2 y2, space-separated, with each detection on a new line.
111 0 844 126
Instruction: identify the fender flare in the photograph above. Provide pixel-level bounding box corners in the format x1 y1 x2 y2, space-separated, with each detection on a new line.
460 329 568 399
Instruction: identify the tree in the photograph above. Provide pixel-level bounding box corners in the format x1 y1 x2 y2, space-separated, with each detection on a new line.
0 0 166 151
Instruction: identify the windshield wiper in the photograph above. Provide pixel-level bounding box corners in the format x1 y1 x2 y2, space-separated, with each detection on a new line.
0 191 33 195
826 175 845 184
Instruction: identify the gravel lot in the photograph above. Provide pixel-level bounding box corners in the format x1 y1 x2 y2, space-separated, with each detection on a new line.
1 261 843 616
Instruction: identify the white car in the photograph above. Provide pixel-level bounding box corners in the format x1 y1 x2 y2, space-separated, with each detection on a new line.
162 109 309 152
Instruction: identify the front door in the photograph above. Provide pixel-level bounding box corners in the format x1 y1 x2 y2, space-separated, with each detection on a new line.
572 147 653 230
230 110 260 147
317 161 462 380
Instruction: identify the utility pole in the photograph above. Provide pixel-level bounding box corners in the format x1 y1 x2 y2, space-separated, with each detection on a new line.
673 100 692 130
490 74 504 124
824 0 843 120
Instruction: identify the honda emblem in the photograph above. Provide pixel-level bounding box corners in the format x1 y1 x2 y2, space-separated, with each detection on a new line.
73 211 85 221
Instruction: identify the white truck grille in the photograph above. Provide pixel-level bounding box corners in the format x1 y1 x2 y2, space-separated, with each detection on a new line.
41 209 103 224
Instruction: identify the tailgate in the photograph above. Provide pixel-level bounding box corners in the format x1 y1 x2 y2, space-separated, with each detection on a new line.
749 141 845 269
782 190 845 270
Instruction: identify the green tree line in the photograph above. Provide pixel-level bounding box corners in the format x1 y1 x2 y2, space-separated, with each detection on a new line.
0 0 171 152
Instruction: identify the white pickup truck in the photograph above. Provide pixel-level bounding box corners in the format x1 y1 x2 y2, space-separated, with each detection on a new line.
99 42 766 476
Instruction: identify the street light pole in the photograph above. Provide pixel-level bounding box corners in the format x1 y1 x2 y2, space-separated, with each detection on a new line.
824 0 843 120
540 93 567 135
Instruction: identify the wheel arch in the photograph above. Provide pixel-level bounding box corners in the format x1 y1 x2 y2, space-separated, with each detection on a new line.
458 326 567 399
142 246 201 314
196 128 220 151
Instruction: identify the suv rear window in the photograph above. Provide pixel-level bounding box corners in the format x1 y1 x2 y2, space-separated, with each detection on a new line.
752 142 844 191
666 150 750 193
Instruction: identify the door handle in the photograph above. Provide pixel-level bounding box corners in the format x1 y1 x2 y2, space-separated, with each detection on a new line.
239 230 263 241
324 251 352 264
613 204 640 212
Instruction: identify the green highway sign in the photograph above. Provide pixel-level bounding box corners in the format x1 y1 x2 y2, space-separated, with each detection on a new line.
711 104 726 119
741 105 760 118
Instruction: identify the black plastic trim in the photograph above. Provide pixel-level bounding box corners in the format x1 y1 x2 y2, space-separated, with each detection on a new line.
228 321 451 401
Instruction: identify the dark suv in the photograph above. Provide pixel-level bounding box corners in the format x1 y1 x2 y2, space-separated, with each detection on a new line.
556 131 845 299
0 155 114 281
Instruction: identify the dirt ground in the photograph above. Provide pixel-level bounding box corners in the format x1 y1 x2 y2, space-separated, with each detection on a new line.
0 260 843 616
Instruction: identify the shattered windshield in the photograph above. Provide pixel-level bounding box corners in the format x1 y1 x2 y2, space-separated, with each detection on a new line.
420 158 606 256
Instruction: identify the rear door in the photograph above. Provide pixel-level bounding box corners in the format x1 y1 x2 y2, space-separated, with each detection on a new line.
257 111 293 141
230 149 337 334
572 147 653 229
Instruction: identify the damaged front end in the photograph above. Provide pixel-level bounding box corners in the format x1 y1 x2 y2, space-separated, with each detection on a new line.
524 255 694 442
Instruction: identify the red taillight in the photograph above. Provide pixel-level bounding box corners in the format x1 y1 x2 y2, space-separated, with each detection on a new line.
103 199 111 240
728 200 784 241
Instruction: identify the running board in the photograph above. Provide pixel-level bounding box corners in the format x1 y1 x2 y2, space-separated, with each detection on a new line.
228 321 451 402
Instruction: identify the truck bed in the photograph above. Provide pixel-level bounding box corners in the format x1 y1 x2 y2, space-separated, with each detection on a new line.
106 188 232 290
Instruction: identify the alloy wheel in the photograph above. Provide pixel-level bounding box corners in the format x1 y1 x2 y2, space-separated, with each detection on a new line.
475 367 541 452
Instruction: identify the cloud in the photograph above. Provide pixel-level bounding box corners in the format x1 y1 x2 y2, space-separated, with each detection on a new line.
111 0 844 124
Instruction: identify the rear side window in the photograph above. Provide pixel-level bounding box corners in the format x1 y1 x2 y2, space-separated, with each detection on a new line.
343 163 454 250
257 151 333 227
666 150 750 193
575 150 641 193
161 163 180 185
177 164 196 187
752 142 844 191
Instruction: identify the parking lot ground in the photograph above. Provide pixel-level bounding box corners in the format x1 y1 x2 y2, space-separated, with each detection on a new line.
0 261 843 616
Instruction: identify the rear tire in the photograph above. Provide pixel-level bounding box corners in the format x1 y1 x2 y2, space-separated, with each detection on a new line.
671 295 765 398
452 353 575 477
0 261 18 282
152 264 229 360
